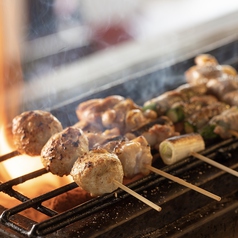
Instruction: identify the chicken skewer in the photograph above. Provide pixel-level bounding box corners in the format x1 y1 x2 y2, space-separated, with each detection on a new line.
38 121 220 202
10 112 163 211
70 148 162 211
159 133 238 177
0 110 63 162
113 135 221 201
101 135 222 200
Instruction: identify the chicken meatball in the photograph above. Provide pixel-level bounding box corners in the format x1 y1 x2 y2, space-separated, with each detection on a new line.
41 127 89 176
12 110 63 156
71 148 124 196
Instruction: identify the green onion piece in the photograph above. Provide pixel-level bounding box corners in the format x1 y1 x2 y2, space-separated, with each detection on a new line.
199 124 219 140
142 103 157 112
166 106 185 123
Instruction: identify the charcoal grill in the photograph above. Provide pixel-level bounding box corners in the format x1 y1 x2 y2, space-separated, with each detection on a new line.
1 36 238 238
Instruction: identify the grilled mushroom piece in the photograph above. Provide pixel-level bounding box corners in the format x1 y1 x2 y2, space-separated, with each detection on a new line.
12 110 63 156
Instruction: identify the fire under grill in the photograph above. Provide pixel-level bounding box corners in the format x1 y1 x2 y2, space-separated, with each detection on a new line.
1 36 238 238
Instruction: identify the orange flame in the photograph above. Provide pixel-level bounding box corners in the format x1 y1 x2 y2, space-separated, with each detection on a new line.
0 2 72 220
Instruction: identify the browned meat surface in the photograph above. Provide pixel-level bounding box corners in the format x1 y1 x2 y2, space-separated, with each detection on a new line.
176 83 207 100
189 94 218 106
76 95 125 128
76 96 152 134
187 102 229 130
185 54 237 85
185 64 222 85
12 110 63 156
209 106 238 139
222 90 238 106
143 90 184 116
85 127 121 149
206 78 238 100
71 148 124 196
102 98 149 133
114 136 153 178
194 54 218 66
41 127 89 176
141 123 180 150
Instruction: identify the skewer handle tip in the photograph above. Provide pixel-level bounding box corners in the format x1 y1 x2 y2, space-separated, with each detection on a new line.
113 179 162 212
147 165 221 202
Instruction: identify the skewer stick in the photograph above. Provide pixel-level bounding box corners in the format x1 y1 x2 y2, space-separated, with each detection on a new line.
0 150 20 162
113 179 162 212
191 152 238 177
147 165 221 201
229 130 238 138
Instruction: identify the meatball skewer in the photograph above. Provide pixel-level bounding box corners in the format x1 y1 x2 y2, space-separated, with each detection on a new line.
71 148 162 211
12 110 63 156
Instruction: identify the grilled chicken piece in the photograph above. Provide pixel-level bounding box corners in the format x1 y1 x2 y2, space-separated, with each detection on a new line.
194 54 219 66
143 91 184 116
175 83 207 101
101 98 148 132
185 64 222 85
85 127 121 149
222 90 238 106
206 78 238 100
76 95 125 128
125 109 152 132
189 95 218 106
177 95 218 119
141 124 180 150
71 148 124 196
185 54 237 85
187 102 229 130
209 106 238 139
41 127 89 177
114 136 153 178
12 110 63 156
220 65 237 77
124 116 179 150
76 96 151 134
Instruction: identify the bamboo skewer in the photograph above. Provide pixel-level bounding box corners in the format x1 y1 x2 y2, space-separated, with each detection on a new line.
0 150 20 162
113 179 162 212
191 152 238 177
229 130 238 138
147 165 221 201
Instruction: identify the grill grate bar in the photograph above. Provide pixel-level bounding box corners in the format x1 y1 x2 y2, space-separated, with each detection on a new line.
0 182 80 220
1 187 57 217
0 168 47 191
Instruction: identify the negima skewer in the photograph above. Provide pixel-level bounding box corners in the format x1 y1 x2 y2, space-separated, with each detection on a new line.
70 148 162 212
